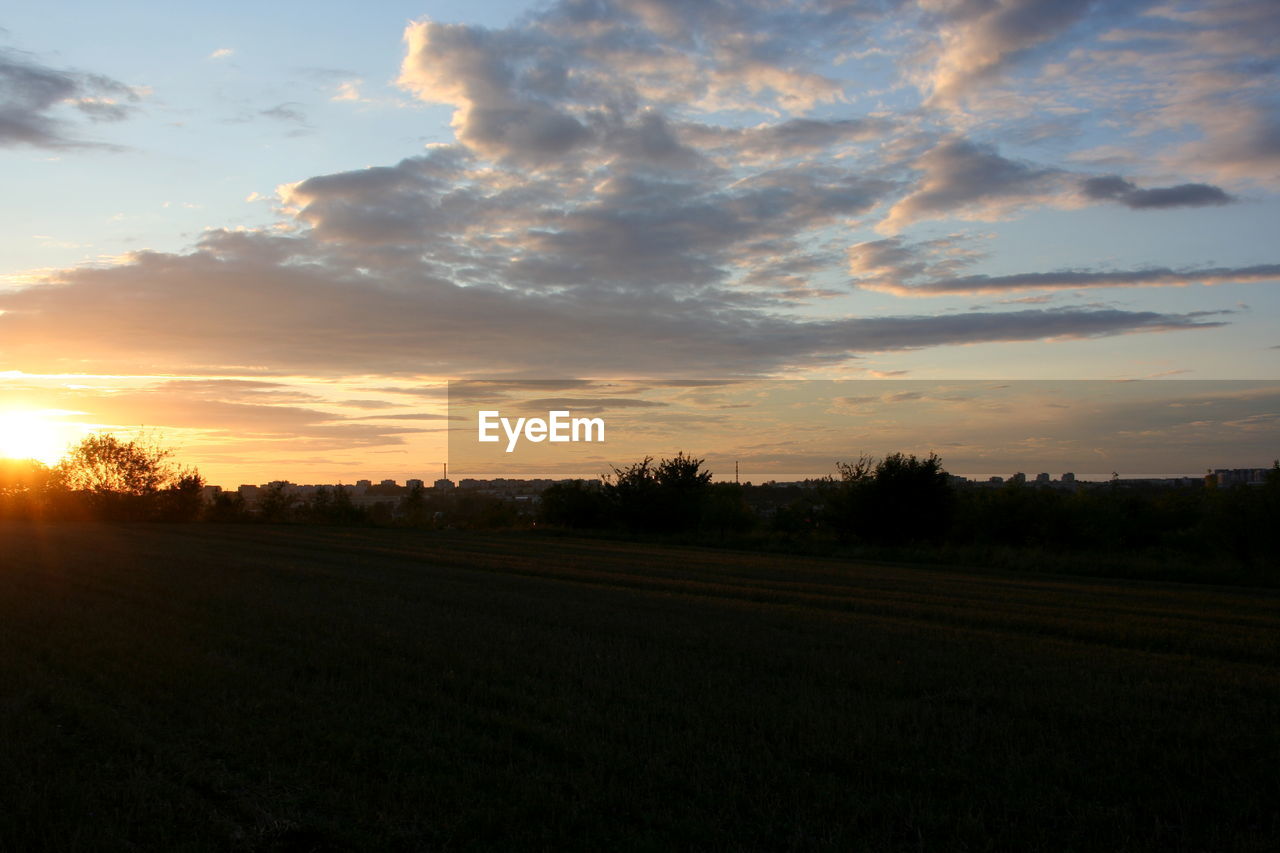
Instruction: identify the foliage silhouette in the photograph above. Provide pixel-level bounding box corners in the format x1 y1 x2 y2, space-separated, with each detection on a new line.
823 452 952 545
51 432 202 521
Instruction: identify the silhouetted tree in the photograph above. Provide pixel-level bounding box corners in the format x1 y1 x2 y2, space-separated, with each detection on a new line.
654 452 713 532
398 484 430 527
205 490 248 522
54 432 201 520
603 456 660 531
702 482 754 537
601 453 713 532
539 480 608 529
255 482 296 523
156 469 205 521
825 452 952 545
873 452 952 544
56 433 176 495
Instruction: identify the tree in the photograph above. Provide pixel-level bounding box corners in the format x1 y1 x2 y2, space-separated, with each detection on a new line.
54 432 201 520
255 482 296 523
602 456 660 530
702 482 754 537
653 452 712 532
825 452 953 545
539 480 607 529
305 484 365 525
869 452 952 544
601 452 713 533
56 432 177 495
156 469 205 521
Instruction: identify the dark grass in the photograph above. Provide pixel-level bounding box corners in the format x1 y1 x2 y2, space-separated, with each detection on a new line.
1 522 1277 851
527 524 1280 588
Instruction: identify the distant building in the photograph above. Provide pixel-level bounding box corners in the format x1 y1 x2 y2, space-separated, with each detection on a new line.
1009 472 1026 485
1211 468 1270 487
406 478 424 490
380 479 397 488
1062 472 1075 483
434 478 455 490
988 476 1004 484
1034 472 1050 484
355 479 371 492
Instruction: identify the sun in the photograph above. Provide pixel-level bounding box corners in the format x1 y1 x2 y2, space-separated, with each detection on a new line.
0 410 87 467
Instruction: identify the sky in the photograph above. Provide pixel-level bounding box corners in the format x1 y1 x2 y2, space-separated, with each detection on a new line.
0 0 1277 486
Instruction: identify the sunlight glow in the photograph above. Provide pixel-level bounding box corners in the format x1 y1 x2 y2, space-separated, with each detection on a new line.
0 410 88 466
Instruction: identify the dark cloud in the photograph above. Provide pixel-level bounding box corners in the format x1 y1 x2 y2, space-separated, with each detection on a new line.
1081 175 1234 209
852 234 1280 296
849 235 980 283
0 47 140 148
852 235 1280 296
260 103 309 125
285 147 475 247
283 140 890 297
1194 108 1280 180
0 231 1224 377
880 137 1063 231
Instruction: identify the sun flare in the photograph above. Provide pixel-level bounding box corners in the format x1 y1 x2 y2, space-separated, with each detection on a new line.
0 410 87 467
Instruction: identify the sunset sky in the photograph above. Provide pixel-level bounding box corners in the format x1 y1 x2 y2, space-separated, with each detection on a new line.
1 0 1277 485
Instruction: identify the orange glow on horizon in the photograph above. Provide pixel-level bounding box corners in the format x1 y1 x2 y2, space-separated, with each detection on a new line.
0 410 89 467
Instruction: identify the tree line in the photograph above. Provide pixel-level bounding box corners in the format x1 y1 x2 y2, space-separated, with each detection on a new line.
0 434 204 522
540 451 1280 575
4 433 1277 578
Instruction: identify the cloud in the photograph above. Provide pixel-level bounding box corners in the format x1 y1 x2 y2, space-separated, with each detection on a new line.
680 117 894 163
209 48 234 60
848 235 982 283
2 1 1270 394
878 137 1064 232
919 0 1098 107
0 378 431 451
1177 107 1280 185
0 228 1226 378
260 103 309 125
851 237 1280 295
515 397 670 414
0 47 142 148
393 1 869 166
332 80 364 102
279 140 890 296
1001 1 1280 186
396 20 592 165
1080 175 1234 209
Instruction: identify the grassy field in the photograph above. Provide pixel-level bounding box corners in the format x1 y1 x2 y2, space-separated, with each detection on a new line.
1 522 1277 851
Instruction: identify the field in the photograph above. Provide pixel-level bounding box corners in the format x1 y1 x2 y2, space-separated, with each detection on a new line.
1 522 1277 851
